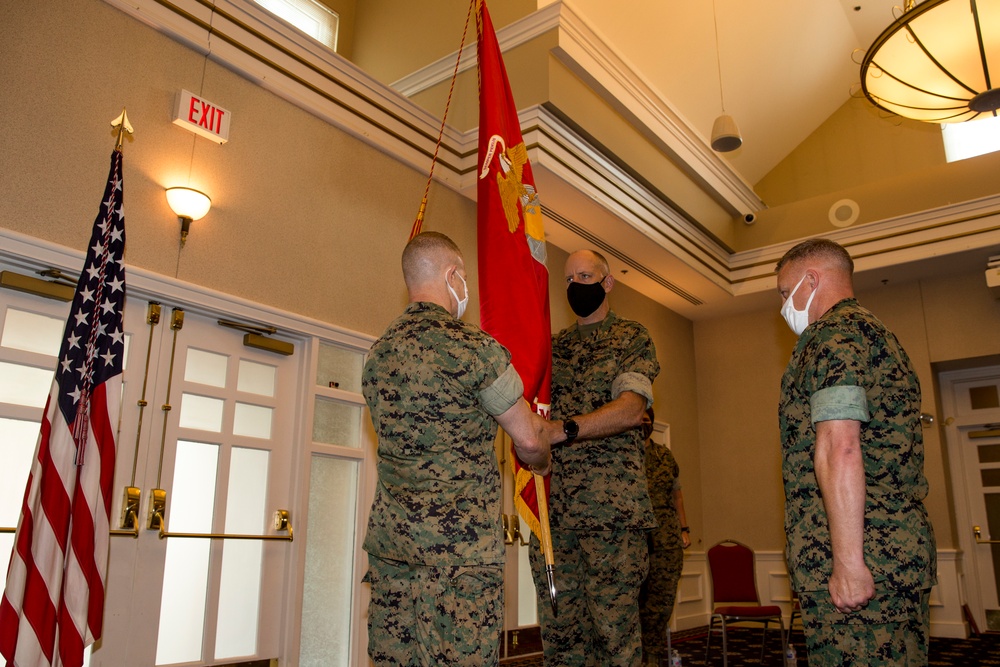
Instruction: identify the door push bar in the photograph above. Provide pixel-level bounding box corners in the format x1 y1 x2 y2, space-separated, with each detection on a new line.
973 525 1000 545
147 488 293 542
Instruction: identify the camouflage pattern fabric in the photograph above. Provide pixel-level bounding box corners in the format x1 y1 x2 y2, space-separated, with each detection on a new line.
533 311 659 666
798 587 930 666
362 301 522 665
548 311 659 530
639 444 683 660
364 556 503 667
778 298 936 660
529 528 648 667
362 301 521 566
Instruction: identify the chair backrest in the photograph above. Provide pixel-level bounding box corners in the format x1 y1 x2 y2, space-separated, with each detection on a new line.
706 539 761 604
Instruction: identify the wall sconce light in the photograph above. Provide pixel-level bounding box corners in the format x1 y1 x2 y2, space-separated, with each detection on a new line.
165 187 211 246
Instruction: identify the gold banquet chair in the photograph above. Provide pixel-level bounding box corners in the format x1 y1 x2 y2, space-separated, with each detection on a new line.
705 539 787 666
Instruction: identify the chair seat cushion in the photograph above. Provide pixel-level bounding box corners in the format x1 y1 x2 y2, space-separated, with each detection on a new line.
713 605 783 618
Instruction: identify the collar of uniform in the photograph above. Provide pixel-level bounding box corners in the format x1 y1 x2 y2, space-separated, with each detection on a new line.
814 297 857 326
406 301 452 318
573 309 618 338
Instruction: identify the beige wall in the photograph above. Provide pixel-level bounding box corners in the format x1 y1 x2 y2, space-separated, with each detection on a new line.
350 0 535 87
0 0 478 339
741 96 1000 252
694 267 1000 552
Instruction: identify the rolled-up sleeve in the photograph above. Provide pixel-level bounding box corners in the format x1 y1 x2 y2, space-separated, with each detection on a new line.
612 371 654 407
810 385 869 424
479 363 524 417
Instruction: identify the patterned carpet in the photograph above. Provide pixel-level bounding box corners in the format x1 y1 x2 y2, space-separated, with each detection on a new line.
500 626 1000 666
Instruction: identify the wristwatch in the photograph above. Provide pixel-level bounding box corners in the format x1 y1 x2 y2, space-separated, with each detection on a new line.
562 418 579 444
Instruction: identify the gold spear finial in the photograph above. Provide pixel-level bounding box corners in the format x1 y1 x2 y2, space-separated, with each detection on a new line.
110 108 134 151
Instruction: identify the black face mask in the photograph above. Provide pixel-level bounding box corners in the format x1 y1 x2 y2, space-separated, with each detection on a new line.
641 423 654 441
567 279 606 317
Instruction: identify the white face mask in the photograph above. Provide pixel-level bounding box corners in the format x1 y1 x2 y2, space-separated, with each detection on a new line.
447 270 469 319
780 275 816 336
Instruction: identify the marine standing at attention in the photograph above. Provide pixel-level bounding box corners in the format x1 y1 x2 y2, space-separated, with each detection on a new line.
776 238 936 666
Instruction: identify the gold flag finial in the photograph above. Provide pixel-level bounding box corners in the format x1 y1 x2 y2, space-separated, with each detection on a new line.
111 108 134 151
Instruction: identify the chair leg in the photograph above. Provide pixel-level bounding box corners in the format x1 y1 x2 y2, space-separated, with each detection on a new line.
705 616 714 664
720 617 728 667
758 620 768 663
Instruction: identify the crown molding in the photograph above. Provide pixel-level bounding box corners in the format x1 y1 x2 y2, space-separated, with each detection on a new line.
727 194 1000 295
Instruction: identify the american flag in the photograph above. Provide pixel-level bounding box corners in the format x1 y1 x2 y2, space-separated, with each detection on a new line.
0 148 126 667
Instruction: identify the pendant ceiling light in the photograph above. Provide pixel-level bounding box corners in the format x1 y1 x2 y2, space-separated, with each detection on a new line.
710 0 742 151
860 0 1000 122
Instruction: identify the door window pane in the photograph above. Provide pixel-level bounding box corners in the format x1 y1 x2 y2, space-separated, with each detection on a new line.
185 349 229 388
0 362 52 408
317 343 363 394
299 455 358 667
216 447 270 659
0 418 40 571
1 308 63 355
156 441 219 665
312 397 360 448
233 403 273 439
179 393 225 432
238 359 276 397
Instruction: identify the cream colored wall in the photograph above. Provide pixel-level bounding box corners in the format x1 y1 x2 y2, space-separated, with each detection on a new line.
693 267 1000 553
350 0 535 86
755 97 945 207
0 0 478 339
546 246 704 549
740 96 1000 251
320 0 357 59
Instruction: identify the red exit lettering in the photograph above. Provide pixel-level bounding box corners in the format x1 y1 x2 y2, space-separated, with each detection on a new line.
187 95 226 135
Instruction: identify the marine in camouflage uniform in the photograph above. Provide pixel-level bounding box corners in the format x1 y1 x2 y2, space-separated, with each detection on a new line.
362 232 556 667
638 433 684 663
531 306 660 667
776 239 936 667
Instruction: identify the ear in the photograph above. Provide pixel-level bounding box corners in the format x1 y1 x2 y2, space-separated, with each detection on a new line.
602 273 615 292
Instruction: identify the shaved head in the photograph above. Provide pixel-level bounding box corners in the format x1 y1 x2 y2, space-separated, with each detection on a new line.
776 238 854 276
402 232 463 292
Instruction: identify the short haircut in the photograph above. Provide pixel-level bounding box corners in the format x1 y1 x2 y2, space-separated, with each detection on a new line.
402 231 462 290
775 238 854 275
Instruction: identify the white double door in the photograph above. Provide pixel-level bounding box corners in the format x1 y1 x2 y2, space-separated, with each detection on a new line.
940 365 1000 633
0 286 301 665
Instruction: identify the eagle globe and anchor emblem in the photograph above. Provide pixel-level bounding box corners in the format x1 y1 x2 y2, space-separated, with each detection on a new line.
480 134 546 265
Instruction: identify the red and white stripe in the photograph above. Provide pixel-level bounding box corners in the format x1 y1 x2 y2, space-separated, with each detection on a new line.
0 363 119 667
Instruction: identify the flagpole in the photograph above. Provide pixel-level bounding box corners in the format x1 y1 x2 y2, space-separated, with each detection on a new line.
532 472 558 616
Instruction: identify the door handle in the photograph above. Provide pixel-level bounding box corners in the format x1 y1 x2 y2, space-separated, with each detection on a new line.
973 525 1000 544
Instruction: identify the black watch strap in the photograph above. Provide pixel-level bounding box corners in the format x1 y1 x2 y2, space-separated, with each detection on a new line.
563 418 579 444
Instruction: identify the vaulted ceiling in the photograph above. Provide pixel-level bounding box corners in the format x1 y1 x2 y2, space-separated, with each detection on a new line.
346 0 1000 319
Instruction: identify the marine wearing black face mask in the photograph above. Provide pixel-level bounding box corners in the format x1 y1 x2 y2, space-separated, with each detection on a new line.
566 278 607 317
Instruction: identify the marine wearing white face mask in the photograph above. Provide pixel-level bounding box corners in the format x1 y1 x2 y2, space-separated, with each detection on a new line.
780 275 817 336
446 269 469 319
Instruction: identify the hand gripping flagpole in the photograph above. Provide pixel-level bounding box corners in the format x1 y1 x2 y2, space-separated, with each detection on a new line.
533 471 558 616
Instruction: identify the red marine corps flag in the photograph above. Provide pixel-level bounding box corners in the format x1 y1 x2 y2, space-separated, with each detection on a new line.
0 145 127 667
475 0 552 540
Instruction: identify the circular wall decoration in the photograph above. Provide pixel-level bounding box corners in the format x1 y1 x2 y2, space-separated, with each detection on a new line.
828 199 860 228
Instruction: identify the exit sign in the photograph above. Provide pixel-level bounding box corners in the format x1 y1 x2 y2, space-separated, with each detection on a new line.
173 90 231 144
